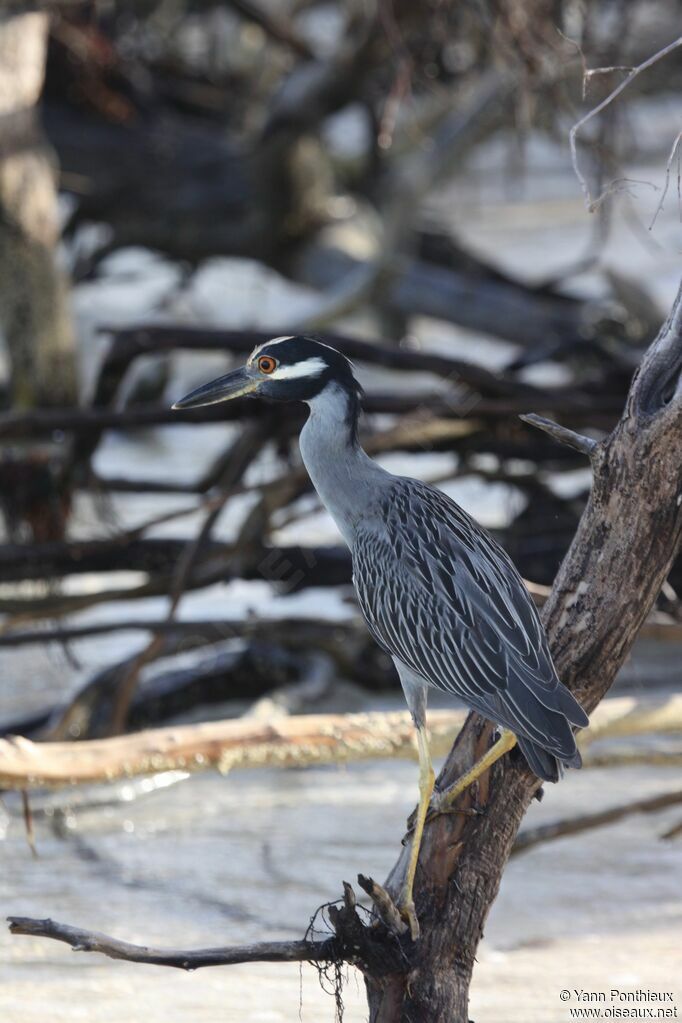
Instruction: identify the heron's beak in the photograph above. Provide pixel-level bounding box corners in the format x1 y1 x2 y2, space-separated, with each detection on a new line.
172 366 258 409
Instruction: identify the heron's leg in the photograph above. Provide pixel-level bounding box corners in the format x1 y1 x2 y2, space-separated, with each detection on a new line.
398 722 434 941
429 729 517 816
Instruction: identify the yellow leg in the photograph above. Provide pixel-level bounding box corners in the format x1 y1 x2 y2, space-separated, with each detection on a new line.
398 723 435 941
430 729 517 815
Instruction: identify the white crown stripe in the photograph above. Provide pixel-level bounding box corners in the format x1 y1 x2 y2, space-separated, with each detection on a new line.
270 356 327 381
249 336 295 361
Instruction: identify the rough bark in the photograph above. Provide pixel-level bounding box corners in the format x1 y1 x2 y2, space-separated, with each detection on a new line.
362 279 682 1020
0 11 76 408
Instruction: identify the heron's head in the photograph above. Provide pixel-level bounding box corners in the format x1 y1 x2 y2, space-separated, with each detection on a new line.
172 335 362 410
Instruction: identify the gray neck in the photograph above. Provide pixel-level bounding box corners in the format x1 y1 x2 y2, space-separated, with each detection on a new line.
299 382 390 546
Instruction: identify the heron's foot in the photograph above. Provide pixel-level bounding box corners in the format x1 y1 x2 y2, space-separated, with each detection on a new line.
425 785 487 823
397 891 420 941
403 795 482 841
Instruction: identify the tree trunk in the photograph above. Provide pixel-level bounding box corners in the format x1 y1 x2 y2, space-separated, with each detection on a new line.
0 11 76 408
365 281 682 1021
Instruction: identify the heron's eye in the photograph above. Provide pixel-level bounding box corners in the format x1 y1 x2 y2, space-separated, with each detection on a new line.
257 355 277 375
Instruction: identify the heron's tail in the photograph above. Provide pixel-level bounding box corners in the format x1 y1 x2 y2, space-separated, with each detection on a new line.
498 671 588 783
516 736 581 783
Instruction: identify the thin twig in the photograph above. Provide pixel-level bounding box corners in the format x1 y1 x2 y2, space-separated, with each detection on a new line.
106 421 269 736
21 791 38 859
569 35 682 211
660 818 682 841
649 131 682 230
519 413 597 456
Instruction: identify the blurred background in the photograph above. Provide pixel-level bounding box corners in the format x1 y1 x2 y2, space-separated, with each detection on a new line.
1 1 681 1020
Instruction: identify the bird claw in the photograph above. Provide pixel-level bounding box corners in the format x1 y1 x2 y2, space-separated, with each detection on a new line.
427 786 487 821
397 896 420 941
403 795 484 839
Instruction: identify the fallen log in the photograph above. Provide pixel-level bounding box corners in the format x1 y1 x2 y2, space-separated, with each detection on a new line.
1 694 681 790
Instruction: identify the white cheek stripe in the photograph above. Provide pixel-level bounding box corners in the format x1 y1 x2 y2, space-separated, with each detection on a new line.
271 356 327 380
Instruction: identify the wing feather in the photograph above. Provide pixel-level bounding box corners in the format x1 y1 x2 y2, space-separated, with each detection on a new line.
352 477 588 748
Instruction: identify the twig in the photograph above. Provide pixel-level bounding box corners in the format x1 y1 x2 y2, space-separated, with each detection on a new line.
519 413 597 456
225 0 313 59
569 34 682 211
7 917 332 969
79 420 270 737
583 66 635 92
21 791 37 859
649 131 682 230
660 818 682 841
357 874 408 936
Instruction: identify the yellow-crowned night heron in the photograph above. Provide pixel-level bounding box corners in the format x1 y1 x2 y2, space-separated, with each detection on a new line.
173 335 589 939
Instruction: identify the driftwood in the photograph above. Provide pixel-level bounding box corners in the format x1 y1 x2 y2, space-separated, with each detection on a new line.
1 694 681 790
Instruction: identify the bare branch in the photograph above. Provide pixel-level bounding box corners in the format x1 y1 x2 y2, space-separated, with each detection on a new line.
649 131 682 230
7 917 332 969
225 0 313 60
357 874 408 937
583 66 635 90
512 789 682 856
3 605 682 649
519 413 597 456
569 35 682 212
661 819 682 841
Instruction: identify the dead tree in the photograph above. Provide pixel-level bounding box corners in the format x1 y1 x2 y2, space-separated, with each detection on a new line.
7 281 682 1019
0 10 76 408
0 10 77 544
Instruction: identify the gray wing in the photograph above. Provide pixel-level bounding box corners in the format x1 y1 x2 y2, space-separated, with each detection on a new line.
352 477 587 759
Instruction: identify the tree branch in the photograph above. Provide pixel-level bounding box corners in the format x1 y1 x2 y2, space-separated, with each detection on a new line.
512 788 682 856
519 413 598 456
569 34 682 211
7 917 333 969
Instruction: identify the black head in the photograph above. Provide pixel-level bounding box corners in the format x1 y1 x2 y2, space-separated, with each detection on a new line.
173 335 362 410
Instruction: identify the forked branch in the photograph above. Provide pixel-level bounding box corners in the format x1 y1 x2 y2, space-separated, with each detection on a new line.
569 34 682 211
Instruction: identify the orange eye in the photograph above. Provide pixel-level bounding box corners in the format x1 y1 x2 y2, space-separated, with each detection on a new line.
258 355 277 375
